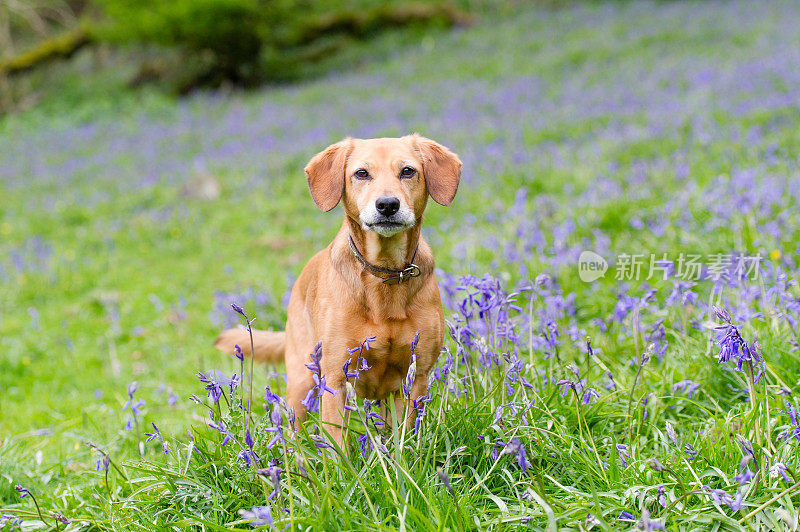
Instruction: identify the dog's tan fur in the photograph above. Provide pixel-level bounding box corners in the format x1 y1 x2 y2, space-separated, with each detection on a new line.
215 134 461 446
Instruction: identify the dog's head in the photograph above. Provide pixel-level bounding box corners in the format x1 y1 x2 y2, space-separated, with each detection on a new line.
305 135 461 237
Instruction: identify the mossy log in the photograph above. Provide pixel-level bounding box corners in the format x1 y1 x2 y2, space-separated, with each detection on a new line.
0 26 91 76
288 2 471 47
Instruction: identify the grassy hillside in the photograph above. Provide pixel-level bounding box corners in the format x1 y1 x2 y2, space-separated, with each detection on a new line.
1 0 799 528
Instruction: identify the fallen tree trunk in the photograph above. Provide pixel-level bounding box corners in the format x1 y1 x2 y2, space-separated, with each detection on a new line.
287 2 471 47
0 26 90 76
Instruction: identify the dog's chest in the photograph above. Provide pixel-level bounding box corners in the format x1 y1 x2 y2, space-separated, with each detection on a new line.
353 331 416 400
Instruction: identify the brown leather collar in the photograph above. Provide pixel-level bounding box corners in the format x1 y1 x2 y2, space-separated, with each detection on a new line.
348 235 421 284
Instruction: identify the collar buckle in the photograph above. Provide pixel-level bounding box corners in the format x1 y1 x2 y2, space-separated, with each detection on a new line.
383 263 421 284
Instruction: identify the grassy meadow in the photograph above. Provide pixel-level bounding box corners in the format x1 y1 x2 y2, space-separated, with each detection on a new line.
1 0 800 529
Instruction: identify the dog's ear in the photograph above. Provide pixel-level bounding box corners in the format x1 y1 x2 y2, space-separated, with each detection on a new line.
409 134 462 206
305 138 353 212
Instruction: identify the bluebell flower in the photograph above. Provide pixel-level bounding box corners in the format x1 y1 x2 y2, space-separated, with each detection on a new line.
144 422 169 454
358 433 373 458
616 444 629 468
734 455 754 485
345 336 375 379
14 484 29 498
712 306 765 381
495 438 530 472
683 443 699 458
412 394 431 433
123 399 145 415
437 467 454 494
301 343 337 412
208 416 233 446
197 372 224 405
769 462 790 482
342 359 358 378
665 421 676 445
257 466 282 499
648 458 667 472
778 402 800 441
264 385 281 405
126 382 139 399
636 509 665 531
95 452 110 472
556 379 573 395
363 399 385 428
705 486 743 511
358 356 372 372
265 405 284 448
581 388 599 405
239 506 273 527
402 352 417 398
237 449 259 466
604 372 616 390
305 342 323 373
51 513 70 525
673 380 701 398
0 514 23 528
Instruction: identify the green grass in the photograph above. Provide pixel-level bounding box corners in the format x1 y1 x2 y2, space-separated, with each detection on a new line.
2 0 800 529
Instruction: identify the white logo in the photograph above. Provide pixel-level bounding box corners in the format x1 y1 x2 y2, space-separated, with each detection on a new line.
578 251 608 282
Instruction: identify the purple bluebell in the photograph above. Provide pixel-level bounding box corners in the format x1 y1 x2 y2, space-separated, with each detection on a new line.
51 513 70 524
734 455 754 485
95 452 110 472
144 422 170 454
257 466 282 499
239 506 273 527
683 443 699 458
778 402 800 441
197 372 224 405
665 421 676 445
712 306 765 381
648 458 667 472
672 380 700 398
769 462 790 482
264 385 281 405
494 438 530 472
581 388 599 405
358 433 373 458
636 509 665 531
705 486 743 511
437 467 454 494
616 444 629 468
412 394 431 433
0 514 23 527
265 405 284 448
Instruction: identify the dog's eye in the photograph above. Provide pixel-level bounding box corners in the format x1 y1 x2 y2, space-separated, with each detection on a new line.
354 169 370 180
400 166 416 178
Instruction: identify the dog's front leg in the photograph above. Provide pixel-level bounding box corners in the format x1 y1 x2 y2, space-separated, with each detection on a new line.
320 376 348 451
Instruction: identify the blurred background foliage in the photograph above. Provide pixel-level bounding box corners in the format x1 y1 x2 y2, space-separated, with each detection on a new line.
0 0 485 113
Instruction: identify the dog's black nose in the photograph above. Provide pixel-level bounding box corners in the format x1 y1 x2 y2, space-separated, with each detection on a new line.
375 196 400 216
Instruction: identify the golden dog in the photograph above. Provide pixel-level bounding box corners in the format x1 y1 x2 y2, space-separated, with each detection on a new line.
215 134 461 447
